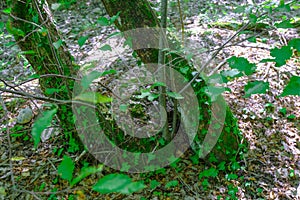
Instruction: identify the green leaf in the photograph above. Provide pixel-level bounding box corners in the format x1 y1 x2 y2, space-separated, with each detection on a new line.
270 46 293 67
165 180 178 188
226 173 238 180
31 107 57 148
97 17 110 26
199 168 219 179
70 165 103 187
227 56 256 75
110 11 121 23
244 81 269 98
99 44 112 51
288 38 300 51
51 3 61 10
0 22 5 31
78 36 89 48
151 82 167 88
92 174 145 194
19 50 36 55
53 39 63 49
45 88 61 95
166 91 184 100
249 14 257 23
150 180 161 189
2 8 11 14
280 76 300 96
57 156 75 182
74 92 112 104
6 20 25 37
81 71 103 90
275 20 294 28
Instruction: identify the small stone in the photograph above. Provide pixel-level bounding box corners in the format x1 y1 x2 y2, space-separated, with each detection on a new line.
16 107 34 124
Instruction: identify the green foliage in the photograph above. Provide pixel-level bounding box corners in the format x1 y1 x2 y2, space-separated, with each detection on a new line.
92 174 145 194
227 56 256 76
244 81 269 98
58 155 75 182
280 76 300 96
31 105 57 148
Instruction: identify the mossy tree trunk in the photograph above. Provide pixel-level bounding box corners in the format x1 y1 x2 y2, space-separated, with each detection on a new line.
9 0 82 151
101 0 245 161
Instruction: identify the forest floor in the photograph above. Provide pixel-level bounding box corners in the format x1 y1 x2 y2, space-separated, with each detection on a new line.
0 1 299 199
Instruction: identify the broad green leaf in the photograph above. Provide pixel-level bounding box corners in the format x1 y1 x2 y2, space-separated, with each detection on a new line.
101 69 117 76
78 36 89 48
123 37 133 48
51 3 61 10
280 76 300 96
165 180 178 188
74 92 112 104
53 39 63 49
99 44 112 51
97 17 110 26
57 156 74 182
166 91 184 100
244 81 269 98
80 70 116 91
275 20 294 28
110 11 121 24
150 180 161 189
81 71 103 90
270 46 293 67
2 8 11 14
45 88 61 95
70 165 103 187
92 174 145 194
288 38 300 51
205 86 225 101
227 56 256 75
249 14 257 23
31 107 57 148
199 168 219 179
0 22 4 31
151 82 167 88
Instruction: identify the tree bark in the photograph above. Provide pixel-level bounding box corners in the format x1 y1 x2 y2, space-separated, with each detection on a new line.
101 0 245 161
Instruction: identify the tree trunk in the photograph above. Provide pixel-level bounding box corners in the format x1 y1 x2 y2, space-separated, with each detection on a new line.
9 0 82 152
101 0 245 161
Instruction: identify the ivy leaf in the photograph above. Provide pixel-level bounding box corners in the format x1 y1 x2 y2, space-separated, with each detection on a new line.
92 174 145 194
227 56 256 75
70 165 103 187
244 81 269 98
78 36 89 48
99 44 112 51
97 17 110 26
280 76 300 96
74 92 112 104
270 46 293 67
288 38 300 51
57 156 74 182
53 39 63 49
31 107 57 148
